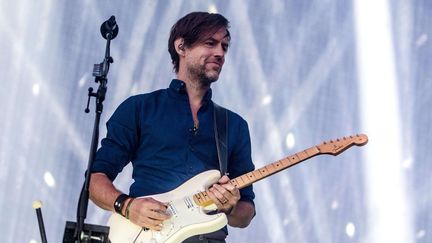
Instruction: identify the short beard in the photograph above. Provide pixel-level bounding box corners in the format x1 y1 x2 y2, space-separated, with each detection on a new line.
197 71 218 87
187 63 219 88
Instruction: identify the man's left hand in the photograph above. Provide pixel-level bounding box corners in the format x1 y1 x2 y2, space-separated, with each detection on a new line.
207 175 240 214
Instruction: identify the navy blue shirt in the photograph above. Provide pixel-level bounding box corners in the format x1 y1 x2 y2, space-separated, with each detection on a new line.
92 79 255 204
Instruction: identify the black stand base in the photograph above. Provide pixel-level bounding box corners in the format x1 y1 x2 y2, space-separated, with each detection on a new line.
62 221 110 243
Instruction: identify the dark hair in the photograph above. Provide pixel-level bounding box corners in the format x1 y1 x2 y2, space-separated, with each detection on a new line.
168 12 230 73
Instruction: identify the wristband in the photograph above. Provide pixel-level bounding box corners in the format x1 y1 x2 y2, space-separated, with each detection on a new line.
114 194 129 215
125 198 135 219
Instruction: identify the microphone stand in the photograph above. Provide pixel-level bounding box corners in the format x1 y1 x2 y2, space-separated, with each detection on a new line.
63 16 118 243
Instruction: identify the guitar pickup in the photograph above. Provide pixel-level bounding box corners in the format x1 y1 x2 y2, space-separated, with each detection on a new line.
183 197 195 209
167 203 177 216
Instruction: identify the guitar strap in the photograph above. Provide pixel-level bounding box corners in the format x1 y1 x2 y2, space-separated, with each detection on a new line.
213 102 228 175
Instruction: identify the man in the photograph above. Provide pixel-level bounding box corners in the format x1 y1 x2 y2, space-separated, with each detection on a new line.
89 12 255 242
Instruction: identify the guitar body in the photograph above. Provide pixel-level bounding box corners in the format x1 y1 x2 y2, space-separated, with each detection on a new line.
107 170 228 243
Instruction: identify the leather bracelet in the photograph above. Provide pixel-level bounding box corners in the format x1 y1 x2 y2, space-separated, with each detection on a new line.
125 198 135 219
114 194 129 215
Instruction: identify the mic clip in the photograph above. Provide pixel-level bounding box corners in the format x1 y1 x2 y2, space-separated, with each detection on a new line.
92 57 113 79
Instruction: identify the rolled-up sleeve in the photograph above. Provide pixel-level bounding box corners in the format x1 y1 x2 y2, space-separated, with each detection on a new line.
91 97 140 181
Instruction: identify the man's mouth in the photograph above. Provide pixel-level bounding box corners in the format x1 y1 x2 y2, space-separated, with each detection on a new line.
208 62 221 69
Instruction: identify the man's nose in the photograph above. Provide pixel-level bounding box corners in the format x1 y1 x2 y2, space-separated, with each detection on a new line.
214 44 225 57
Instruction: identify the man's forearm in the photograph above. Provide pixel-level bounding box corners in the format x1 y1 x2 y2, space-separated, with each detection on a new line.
89 172 124 212
227 201 255 228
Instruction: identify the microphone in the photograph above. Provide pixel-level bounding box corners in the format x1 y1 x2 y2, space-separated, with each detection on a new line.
190 125 199 135
100 16 119 40
33 200 48 243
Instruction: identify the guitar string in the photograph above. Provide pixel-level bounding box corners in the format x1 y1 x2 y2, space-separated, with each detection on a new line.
132 228 144 243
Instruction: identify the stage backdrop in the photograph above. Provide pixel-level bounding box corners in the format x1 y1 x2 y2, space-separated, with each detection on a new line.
0 0 431 242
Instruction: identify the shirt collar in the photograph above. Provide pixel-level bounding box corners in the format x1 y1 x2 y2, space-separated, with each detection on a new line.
168 79 213 104
169 79 187 93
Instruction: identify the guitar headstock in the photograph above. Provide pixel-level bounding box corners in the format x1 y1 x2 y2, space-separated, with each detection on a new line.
317 134 368 156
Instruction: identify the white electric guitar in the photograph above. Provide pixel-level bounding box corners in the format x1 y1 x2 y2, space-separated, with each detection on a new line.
107 134 368 243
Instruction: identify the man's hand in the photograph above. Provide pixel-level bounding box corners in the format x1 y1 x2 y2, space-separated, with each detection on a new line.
126 197 171 231
207 175 240 214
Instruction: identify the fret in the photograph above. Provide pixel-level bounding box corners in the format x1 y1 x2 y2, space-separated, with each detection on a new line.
270 162 279 172
237 177 245 187
192 194 199 204
295 153 302 162
200 191 209 201
239 175 248 186
230 178 239 187
252 170 262 180
286 157 296 167
296 150 308 161
193 190 213 206
280 157 290 167
256 166 270 179
194 193 201 202
277 160 284 168
254 169 264 178
239 172 254 186
193 192 207 205
246 172 255 181
288 154 299 164
257 167 264 176
273 160 283 171
307 146 320 156
262 166 271 174
235 175 243 185
265 164 275 174
238 177 245 186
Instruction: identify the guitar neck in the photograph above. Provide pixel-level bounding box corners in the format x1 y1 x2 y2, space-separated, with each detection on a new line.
233 146 320 189
193 146 321 206
192 134 368 207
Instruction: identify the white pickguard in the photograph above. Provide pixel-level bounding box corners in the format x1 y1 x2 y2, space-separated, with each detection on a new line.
107 170 228 243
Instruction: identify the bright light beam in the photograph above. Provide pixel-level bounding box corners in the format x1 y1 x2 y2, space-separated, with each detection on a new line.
354 0 414 243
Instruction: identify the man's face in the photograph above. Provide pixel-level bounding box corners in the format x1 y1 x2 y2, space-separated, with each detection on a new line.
183 27 230 86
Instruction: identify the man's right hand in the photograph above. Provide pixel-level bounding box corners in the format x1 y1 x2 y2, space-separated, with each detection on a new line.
89 173 171 231
126 197 171 231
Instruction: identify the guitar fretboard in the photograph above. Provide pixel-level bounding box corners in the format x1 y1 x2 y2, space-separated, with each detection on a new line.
192 146 320 207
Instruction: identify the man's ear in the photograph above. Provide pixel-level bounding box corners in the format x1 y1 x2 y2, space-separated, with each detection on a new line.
174 38 185 55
